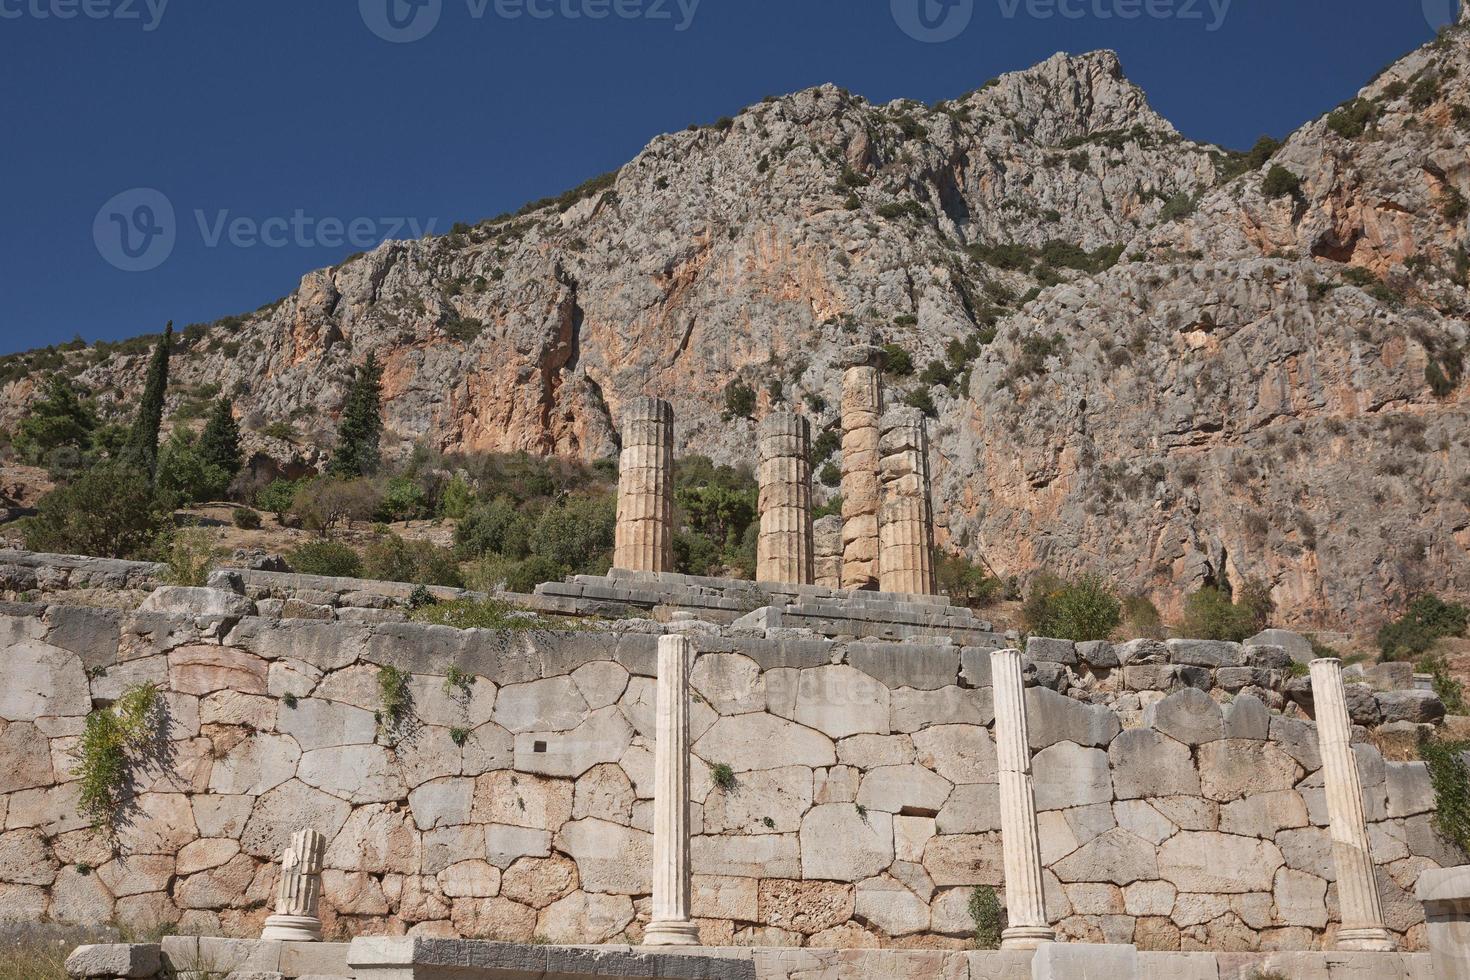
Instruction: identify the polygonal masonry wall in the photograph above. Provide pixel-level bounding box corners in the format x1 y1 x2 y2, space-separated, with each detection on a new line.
0 604 1457 952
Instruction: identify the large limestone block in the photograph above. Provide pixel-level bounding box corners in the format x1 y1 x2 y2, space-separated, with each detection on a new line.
1157 832 1283 893
1033 742 1113 811
1197 739 1301 802
0 624 90 721
0 829 58 885
911 724 997 784
499 854 578 909
448 895 537 942
1033 942 1137 979
492 676 588 734
1218 790 1308 838
1385 761 1435 818
169 646 268 696
1113 800 1177 846
1026 688 1121 749
537 890 634 943
207 732 301 797
703 765 814 834
800 804 894 881
693 714 836 772
554 818 651 895
408 777 475 831
1052 828 1158 886
691 833 799 878
483 824 552 869
298 744 406 804
437 859 503 899
890 686 993 733
513 706 634 778
854 876 931 936
1166 639 1244 668
690 653 765 715
1377 689 1446 725
119 793 198 856
325 804 421 874
1109 729 1200 799
570 660 630 711
139 586 256 618
0 720 56 794
921 834 1004 892
1143 689 1224 746
471 771 573 830
65 944 161 979
794 665 891 739
935 783 1000 835
838 733 916 769
1222 694 1270 740
572 763 636 824
1273 867 1328 928
758 879 855 935
856 764 953 817
693 874 758 920
239 780 351 860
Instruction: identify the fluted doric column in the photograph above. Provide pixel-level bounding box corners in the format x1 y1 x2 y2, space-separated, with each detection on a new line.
644 634 700 946
261 828 326 941
840 347 884 591
1310 658 1396 952
757 411 814 585
878 408 935 596
991 649 1055 950
614 397 675 574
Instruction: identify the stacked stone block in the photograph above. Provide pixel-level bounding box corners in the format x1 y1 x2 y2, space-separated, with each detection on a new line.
756 412 814 586
877 408 935 596
811 516 843 590
839 347 883 591
614 397 676 573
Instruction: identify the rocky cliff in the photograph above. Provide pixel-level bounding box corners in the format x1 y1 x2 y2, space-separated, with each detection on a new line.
4 31 1469 629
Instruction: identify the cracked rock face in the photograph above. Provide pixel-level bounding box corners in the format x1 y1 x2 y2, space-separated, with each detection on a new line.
8 36 1470 627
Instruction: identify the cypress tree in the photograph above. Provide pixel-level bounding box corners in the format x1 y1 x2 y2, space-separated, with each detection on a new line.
197 397 243 478
124 322 173 475
327 353 384 477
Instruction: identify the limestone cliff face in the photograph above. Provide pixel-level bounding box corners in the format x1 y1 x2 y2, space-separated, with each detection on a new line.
6 38 1470 629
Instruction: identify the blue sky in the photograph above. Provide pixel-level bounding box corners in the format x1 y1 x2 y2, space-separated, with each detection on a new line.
0 0 1452 355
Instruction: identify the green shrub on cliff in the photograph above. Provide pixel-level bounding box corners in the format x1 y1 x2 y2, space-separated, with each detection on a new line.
1022 573 1121 642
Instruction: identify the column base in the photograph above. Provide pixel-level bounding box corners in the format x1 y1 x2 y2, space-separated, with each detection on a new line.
1335 926 1397 952
643 920 702 946
1000 925 1056 950
261 914 323 942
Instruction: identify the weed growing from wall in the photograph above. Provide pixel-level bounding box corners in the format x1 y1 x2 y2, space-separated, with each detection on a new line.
1419 736 1470 857
376 665 416 745
709 763 736 790
74 683 164 837
969 886 1003 950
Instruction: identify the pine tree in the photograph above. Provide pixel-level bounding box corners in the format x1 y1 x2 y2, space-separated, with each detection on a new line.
327 353 384 477
197 397 243 479
13 375 98 465
124 322 173 475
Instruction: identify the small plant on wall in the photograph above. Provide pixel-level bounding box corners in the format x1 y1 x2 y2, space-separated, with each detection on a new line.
376 665 417 745
969 886 1004 950
73 683 165 840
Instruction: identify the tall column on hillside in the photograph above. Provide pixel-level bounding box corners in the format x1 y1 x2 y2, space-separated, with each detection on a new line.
1310 658 1397 952
644 634 700 946
991 649 1055 950
878 407 936 596
840 346 884 591
614 397 675 574
757 411 815 585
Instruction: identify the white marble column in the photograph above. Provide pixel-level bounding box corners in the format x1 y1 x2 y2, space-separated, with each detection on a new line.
991 649 1055 949
644 634 700 946
261 828 326 941
1310 658 1396 952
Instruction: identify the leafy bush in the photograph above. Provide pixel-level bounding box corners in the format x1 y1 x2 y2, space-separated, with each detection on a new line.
1378 595 1470 660
1419 737 1470 857
504 555 566 594
288 540 363 578
1420 653 1468 715
723 380 756 420
935 551 1001 609
24 462 168 560
1180 587 1258 642
819 462 842 487
1262 165 1302 200
377 475 430 523
256 479 299 520
439 475 475 519
233 508 262 530
289 477 382 536
903 388 937 417
155 429 232 507
12 375 98 466
362 534 464 588
1326 98 1378 139
163 528 217 587
1121 594 1165 639
882 344 914 377
674 529 723 577
1022 573 1121 642
456 495 532 559
528 494 616 572
969 886 1003 950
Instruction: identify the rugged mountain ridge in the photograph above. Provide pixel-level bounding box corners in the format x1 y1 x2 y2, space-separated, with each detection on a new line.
5 34 1470 628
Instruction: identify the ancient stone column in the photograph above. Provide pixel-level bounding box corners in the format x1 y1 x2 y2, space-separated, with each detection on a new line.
1310 658 1397 952
644 634 700 946
878 408 936 596
840 347 884 591
757 411 815 585
614 397 675 574
261 829 326 941
991 649 1055 950
812 515 843 590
